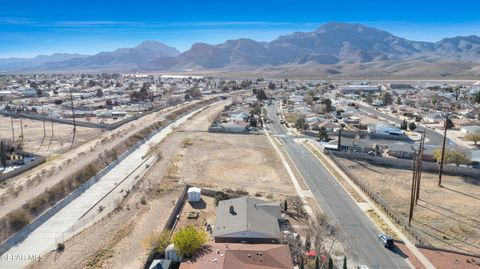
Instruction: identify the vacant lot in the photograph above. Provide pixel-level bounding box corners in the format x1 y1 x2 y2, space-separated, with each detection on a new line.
29 97 294 269
0 115 101 155
337 158 480 255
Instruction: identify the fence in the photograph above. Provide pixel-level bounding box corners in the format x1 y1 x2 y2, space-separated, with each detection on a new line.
54 101 222 246
54 156 155 247
0 153 46 182
0 98 220 255
327 152 432 246
331 150 480 180
142 185 220 269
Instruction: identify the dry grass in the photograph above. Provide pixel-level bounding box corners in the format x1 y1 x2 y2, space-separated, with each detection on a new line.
338 157 480 255
366 209 399 239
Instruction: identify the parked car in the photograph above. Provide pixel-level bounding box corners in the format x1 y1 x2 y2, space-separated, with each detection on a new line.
378 234 394 248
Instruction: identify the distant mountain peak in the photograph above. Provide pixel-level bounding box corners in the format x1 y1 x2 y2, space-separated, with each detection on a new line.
134 41 181 56
3 22 480 74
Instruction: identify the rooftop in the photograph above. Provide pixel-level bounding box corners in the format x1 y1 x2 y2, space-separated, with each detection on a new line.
213 197 282 240
179 243 293 269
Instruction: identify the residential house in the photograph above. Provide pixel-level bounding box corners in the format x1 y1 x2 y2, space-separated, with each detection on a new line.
179 243 294 269
460 125 480 134
213 197 282 244
424 112 445 123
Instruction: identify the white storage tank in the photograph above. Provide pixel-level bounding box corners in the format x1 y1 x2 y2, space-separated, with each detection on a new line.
187 187 201 202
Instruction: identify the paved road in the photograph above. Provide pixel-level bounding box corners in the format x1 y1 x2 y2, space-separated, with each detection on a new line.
267 103 411 269
356 103 455 146
0 102 222 269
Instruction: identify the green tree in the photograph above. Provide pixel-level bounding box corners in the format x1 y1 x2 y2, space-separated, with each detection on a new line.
322 99 333 112
96 88 103 98
409 122 417 131
315 255 319 269
382 92 393 105
172 225 207 258
328 257 334 269
453 86 461 101
364 94 373 104
283 200 288 212
299 256 304 269
256 89 268 100
343 256 348 269
465 133 480 145
474 92 480 104
433 148 472 166
268 82 276 90
400 119 408 130
295 116 306 130
396 96 402 105
445 118 454 129
318 127 328 141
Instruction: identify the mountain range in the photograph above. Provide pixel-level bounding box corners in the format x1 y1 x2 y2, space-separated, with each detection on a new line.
2 22 480 77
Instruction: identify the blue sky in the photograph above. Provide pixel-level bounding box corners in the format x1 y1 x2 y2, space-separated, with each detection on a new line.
1 0 479 58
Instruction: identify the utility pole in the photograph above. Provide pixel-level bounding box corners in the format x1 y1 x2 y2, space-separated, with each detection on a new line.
337 128 342 151
415 132 425 203
50 110 54 137
9 111 15 145
409 131 425 224
69 88 77 149
41 105 46 139
409 153 417 225
438 114 448 187
19 117 24 142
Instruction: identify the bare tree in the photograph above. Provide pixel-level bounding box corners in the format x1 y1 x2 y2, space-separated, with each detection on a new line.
287 196 304 216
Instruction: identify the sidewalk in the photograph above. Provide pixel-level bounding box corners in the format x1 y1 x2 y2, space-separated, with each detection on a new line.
0 102 221 269
306 141 436 269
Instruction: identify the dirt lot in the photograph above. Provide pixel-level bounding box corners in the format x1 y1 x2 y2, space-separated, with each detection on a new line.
26 188 181 269
0 115 101 155
337 158 480 256
29 97 295 269
173 196 216 241
0 99 208 220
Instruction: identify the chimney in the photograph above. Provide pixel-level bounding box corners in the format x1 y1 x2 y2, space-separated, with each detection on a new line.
229 205 236 215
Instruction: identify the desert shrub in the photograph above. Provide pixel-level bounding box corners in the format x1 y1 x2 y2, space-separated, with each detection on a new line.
7 209 32 231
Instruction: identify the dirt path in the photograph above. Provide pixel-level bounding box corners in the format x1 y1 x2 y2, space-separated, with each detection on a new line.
0 99 206 219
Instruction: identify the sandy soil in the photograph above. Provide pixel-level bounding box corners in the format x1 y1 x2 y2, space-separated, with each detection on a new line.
0 99 206 219
26 189 181 269
173 196 216 241
28 98 294 269
0 115 101 155
338 158 480 255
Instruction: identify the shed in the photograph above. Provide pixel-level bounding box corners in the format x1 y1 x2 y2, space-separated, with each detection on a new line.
187 187 201 202
149 259 172 269
165 243 182 262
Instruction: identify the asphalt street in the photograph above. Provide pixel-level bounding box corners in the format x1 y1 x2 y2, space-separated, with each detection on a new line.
267 103 411 269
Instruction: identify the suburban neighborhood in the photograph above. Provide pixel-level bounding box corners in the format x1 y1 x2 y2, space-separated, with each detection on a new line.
1 2 480 268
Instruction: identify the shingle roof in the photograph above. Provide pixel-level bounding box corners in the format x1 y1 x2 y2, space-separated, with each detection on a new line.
213 197 281 239
179 243 293 269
